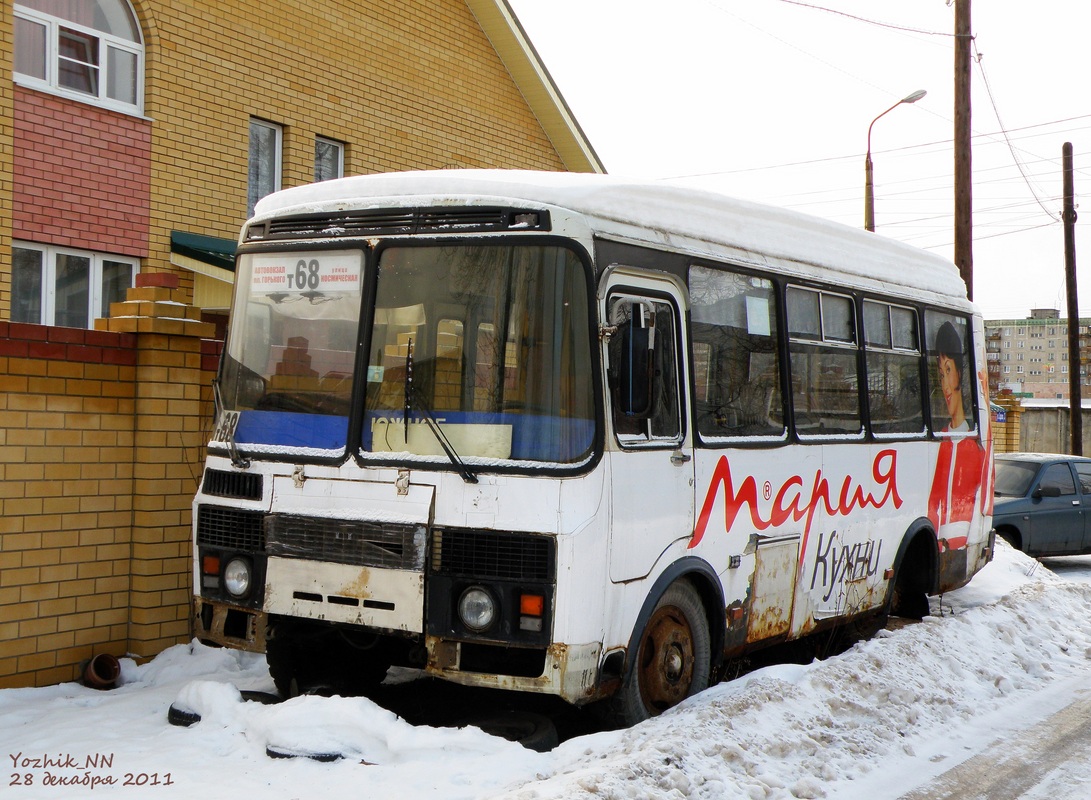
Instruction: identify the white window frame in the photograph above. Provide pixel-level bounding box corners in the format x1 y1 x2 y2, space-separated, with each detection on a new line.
14 3 144 116
12 242 138 329
248 119 283 217
314 136 345 182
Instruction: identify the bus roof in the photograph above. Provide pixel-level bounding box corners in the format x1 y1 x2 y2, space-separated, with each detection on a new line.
253 170 971 305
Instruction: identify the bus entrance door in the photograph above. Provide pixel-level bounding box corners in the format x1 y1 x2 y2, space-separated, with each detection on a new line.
601 272 694 582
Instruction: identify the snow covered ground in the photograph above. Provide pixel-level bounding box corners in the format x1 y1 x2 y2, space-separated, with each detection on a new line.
4 542 1091 800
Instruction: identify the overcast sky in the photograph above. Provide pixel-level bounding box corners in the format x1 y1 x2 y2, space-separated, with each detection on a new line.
506 0 1091 320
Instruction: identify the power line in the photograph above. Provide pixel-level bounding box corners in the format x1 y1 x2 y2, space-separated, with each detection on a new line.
662 113 1091 180
972 40 1060 222
775 0 958 38
920 221 1058 250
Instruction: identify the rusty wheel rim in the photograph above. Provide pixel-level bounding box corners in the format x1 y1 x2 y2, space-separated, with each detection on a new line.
637 604 695 714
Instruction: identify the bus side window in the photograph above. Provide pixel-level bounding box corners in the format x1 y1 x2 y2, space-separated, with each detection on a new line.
688 265 784 441
607 296 681 444
787 286 863 437
924 311 976 434
863 301 924 436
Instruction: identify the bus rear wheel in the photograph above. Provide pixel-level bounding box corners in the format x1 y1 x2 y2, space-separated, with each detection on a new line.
599 580 711 728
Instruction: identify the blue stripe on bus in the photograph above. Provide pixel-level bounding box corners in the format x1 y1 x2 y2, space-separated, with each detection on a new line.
235 411 348 450
233 410 593 461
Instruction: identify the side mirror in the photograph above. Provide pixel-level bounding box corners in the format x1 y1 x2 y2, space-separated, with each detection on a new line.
1033 485 1062 499
614 302 656 419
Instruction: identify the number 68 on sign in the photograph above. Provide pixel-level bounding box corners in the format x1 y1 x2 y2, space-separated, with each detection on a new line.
248 250 361 294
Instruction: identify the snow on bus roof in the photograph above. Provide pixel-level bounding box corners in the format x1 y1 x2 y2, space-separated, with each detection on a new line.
253 169 970 303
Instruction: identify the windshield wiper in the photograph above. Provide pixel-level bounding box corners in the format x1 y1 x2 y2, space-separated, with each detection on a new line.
403 337 478 484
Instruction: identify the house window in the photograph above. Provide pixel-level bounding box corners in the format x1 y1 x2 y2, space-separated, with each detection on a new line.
12 242 137 329
14 0 143 115
314 136 344 182
248 119 282 217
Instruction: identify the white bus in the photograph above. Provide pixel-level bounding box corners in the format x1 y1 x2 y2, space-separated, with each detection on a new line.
194 170 994 726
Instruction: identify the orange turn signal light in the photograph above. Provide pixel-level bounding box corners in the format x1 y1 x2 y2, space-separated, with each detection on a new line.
519 594 544 617
202 555 221 575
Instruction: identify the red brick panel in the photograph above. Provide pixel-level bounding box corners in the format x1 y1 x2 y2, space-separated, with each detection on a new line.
13 87 151 258
0 322 137 366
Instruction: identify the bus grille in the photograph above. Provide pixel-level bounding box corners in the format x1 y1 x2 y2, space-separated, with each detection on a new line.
253 207 551 240
265 515 427 571
431 529 554 582
201 469 263 500
196 506 266 552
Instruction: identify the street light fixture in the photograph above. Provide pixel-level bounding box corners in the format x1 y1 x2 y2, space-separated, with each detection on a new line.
865 89 927 232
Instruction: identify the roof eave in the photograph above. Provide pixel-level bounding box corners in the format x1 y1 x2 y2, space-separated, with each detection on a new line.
466 0 606 174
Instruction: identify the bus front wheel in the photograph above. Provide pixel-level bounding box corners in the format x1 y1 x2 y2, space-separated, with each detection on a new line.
599 580 711 728
267 623 390 698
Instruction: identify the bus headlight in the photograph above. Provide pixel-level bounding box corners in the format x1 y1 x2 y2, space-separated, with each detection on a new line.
223 557 252 599
458 586 496 632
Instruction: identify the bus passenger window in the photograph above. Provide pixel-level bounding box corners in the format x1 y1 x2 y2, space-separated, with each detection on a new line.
688 265 784 441
864 301 924 436
607 296 681 445
787 286 862 437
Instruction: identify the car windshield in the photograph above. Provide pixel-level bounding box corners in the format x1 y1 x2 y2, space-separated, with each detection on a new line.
994 460 1040 497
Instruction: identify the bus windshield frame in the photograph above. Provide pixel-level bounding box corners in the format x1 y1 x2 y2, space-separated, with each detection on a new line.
215 237 601 472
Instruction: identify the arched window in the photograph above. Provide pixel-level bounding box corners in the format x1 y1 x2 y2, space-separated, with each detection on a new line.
14 0 143 115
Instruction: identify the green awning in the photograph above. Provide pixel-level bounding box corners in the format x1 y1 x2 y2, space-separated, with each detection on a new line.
170 230 236 272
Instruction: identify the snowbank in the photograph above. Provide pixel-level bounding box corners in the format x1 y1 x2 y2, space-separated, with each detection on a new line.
2 542 1088 800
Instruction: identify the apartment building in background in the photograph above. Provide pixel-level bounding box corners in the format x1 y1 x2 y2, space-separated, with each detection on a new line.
985 308 1091 399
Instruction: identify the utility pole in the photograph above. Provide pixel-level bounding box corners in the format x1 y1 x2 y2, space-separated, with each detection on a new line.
1064 142 1081 455
954 0 973 300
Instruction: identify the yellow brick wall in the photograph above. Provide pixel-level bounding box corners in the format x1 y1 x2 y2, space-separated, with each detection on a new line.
138 0 568 297
0 275 217 687
992 395 1023 454
126 331 211 658
0 335 137 689
0 3 12 319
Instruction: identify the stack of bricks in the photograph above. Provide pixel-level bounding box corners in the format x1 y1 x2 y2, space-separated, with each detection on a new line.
96 272 215 339
269 336 319 392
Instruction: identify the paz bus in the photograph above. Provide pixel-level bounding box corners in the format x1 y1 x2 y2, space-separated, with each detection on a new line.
193 170 994 726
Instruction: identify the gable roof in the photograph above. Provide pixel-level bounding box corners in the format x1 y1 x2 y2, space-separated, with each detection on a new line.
466 0 605 174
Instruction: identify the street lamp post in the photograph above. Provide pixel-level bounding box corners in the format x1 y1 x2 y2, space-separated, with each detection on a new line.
865 89 927 232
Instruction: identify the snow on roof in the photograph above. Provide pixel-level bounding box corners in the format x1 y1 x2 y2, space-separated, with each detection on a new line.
253 170 971 305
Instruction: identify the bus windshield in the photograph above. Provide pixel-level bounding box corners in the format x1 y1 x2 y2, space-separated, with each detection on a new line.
218 241 596 465
364 243 595 465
